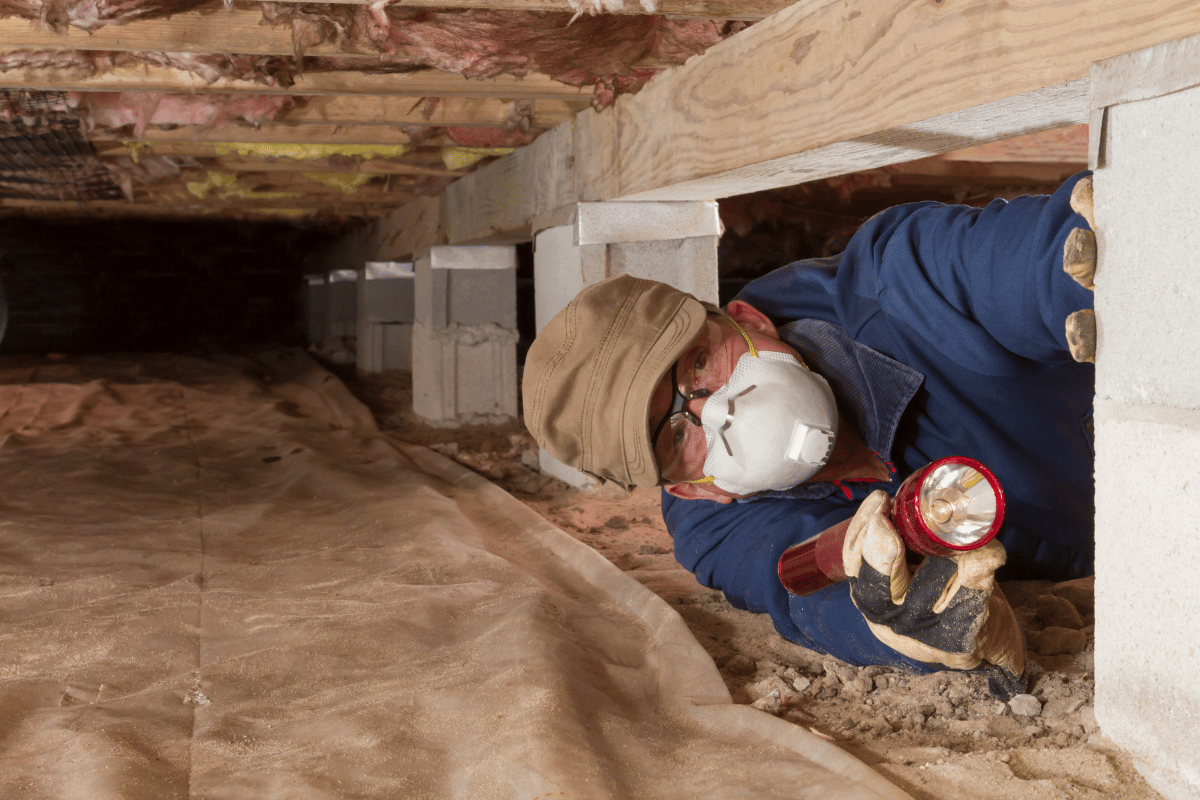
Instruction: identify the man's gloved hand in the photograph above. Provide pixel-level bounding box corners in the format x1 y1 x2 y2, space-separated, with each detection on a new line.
1063 175 1097 363
842 490 1027 700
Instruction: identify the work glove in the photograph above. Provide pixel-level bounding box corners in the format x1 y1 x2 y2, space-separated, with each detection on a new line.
1063 175 1097 363
842 490 1026 700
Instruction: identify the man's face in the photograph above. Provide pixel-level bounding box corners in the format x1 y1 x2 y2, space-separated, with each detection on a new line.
646 300 807 502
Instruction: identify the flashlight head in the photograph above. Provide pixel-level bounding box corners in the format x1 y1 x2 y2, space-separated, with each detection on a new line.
892 456 1005 556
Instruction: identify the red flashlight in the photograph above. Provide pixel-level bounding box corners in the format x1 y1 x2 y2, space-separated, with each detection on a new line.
777 456 1006 596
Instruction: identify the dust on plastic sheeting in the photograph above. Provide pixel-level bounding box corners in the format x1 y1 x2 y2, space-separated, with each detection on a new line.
0 349 911 800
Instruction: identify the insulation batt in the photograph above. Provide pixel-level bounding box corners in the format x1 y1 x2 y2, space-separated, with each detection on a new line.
0 0 207 33
0 49 302 88
69 92 295 138
259 7 742 107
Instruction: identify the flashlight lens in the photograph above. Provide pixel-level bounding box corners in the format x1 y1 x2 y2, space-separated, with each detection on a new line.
918 463 997 546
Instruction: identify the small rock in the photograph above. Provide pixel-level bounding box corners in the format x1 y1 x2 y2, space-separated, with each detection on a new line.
724 654 756 675
751 691 782 715
792 675 812 693
851 675 874 694
1080 705 1099 733
637 544 668 555
1035 594 1084 629
1051 576 1095 613
874 675 891 692
604 515 630 530
1009 694 1043 717
1029 627 1087 656
519 448 540 468
823 660 858 685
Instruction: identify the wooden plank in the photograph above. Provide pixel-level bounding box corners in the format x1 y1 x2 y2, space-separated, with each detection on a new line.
607 0 1200 201
0 9 376 56
251 0 792 20
280 96 585 129
0 59 589 99
101 123 444 147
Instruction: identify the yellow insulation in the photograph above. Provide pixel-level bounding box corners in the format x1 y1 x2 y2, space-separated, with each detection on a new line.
303 172 370 194
441 147 515 171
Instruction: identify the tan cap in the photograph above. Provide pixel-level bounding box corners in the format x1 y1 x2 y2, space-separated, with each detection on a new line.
522 274 708 490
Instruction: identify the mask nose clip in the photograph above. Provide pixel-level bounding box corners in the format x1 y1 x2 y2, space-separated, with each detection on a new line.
715 384 757 456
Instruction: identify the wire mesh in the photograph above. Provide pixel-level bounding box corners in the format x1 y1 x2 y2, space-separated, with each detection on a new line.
0 90 123 202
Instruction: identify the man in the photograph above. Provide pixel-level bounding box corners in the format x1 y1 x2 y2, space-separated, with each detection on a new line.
522 173 1097 699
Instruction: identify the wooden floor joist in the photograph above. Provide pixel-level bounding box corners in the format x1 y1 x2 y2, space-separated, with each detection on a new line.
0 60 589 99
277 96 585 130
101 124 442 147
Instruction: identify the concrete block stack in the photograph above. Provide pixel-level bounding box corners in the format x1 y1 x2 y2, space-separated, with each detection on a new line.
1091 33 1200 800
412 245 519 425
357 261 415 373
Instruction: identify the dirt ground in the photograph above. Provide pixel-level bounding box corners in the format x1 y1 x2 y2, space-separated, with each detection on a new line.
346 368 1163 800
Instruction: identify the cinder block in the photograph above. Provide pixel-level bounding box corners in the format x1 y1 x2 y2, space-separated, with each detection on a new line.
576 201 721 245
304 275 327 346
411 319 518 425
381 322 412 371
326 269 358 338
448 269 516 328
533 224 605 333
1094 83 1200 408
608 236 720 305
359 261 415 324
1093 402 1200 800
413 255 447 328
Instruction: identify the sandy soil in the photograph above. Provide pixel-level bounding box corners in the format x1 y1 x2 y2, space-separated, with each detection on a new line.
347 368 1163 800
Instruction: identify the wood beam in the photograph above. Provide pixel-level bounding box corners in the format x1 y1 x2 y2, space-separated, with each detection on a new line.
97 123 446 147
608 0 1200 201
244 0 792 20
278 96 585 129
0 59 589 99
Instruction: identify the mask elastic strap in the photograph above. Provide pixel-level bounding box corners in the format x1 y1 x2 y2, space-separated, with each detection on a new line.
727 315 758 358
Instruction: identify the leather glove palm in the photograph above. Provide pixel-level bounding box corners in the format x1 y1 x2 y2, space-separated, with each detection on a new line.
843 490 1026 700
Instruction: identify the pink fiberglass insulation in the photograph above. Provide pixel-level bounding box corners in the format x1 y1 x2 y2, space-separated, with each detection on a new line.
0 0 208 33
68 92 296 138
0 49 303 87
261 7 743 107
0 7 740 108
444 126 545 148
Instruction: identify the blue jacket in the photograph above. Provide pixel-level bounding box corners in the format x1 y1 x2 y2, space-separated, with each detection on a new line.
662 173 1096 673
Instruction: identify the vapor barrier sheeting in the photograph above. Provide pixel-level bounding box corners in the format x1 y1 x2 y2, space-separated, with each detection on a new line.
0 350 911 800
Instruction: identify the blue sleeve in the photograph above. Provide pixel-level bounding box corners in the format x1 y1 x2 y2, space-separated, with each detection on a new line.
663 489 936 673
738 172 1094 368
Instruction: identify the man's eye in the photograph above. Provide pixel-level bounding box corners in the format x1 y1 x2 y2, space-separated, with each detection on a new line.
692 350 708 383
671 424 687 452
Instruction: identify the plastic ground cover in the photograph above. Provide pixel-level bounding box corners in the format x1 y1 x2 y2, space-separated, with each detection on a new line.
0 350 911 800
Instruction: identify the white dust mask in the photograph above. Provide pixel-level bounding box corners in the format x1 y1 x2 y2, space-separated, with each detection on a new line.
698 350 838 495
